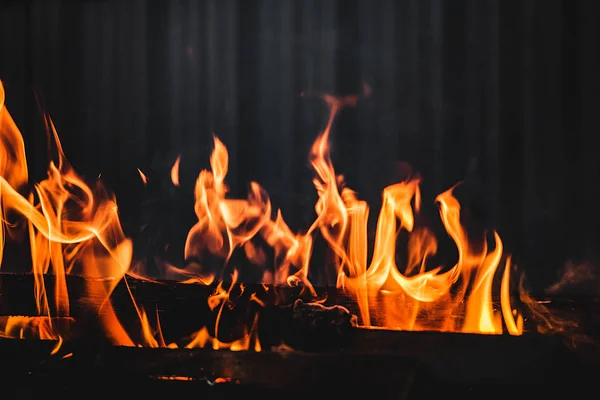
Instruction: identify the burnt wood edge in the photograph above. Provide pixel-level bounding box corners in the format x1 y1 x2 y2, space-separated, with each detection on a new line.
1 272 598 335
0 272 598 353
0 337 416 399
2 271 597 316
0 333 598 393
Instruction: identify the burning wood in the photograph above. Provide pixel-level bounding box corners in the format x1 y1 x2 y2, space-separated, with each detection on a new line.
0 78 596 397
0 273 594 349
0 317 595 398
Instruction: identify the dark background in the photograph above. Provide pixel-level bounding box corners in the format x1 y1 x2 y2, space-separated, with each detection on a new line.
0 0 599 293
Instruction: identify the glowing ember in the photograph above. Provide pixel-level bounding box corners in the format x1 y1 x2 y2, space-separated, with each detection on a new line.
0 80 525 352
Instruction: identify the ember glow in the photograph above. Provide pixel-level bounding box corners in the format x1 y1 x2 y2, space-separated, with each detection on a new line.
0 81 524 351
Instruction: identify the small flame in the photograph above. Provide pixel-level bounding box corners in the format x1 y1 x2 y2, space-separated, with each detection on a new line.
137 168 148 185
171 155 181 187
0 316 59 340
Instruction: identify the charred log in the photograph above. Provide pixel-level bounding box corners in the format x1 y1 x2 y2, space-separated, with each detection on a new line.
0 272 598 342
0 272 599 389
0 335 598 400
0 338 416 400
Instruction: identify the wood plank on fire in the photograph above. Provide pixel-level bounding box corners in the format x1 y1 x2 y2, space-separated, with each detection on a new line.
0 272 599 387
0 272 598 338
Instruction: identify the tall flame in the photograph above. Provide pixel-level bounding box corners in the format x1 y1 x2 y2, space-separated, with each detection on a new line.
0 81 524 351
0 81 133 345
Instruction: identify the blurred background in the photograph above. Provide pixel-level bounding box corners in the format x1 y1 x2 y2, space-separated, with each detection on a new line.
0 0 599 293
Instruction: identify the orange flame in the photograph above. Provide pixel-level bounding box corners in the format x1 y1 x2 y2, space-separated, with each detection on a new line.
171 155 181 187
0 81 527 352
0 81 133 346
137 168 148 185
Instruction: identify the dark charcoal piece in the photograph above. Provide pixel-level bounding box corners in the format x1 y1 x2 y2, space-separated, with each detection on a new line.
0 338 417 400
0 335 599 400
291 299 357 340
1 272 598 353
258 299 357 351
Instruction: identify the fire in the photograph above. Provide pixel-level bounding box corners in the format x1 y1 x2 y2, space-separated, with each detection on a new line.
137 168 148 185
171 155 181 187
0 80 525 352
